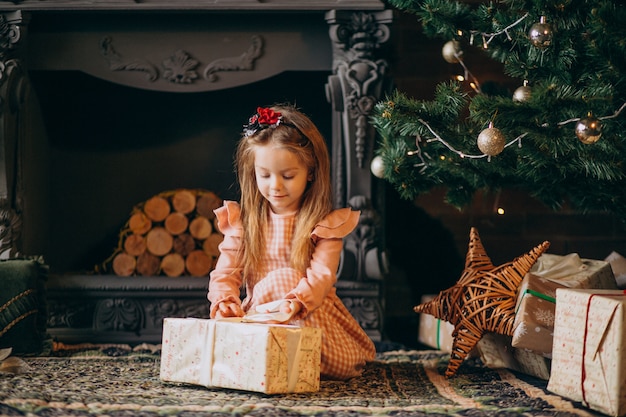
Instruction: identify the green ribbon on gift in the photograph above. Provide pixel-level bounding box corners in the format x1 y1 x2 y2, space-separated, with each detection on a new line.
436 319 442 350
515 289 556 315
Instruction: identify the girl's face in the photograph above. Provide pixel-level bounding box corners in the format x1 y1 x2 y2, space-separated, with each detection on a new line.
253 145 311 214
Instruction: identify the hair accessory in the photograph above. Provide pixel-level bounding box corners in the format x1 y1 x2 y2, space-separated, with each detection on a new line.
243 107 284 137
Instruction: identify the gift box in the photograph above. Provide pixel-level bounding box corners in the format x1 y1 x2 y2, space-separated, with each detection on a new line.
160 318 321 394
511 274 565 357
547 289 626 416
529 253 617 289
476 333 551 380
417 295 455 351
511 254 617 358
605 251 626 289
418 315 454 351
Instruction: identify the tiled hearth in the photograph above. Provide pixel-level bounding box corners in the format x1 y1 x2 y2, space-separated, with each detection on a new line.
0 1 392 342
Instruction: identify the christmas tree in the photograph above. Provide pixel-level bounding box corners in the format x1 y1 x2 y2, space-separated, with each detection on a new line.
371 0 626 219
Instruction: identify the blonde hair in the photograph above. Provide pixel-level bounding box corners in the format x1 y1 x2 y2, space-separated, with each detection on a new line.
235 104 333 285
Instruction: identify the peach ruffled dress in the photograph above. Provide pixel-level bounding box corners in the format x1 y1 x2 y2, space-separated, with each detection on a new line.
208 201 376 380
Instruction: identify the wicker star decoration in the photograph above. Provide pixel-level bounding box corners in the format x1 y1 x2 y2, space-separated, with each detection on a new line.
415 227 550 377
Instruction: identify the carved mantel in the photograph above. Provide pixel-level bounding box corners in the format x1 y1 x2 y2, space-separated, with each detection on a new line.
0 2 392 342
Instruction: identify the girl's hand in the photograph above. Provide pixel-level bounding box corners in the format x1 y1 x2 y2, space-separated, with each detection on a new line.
270 300 301 323
253 299 301 324
215 301 244 318
279 300 301 318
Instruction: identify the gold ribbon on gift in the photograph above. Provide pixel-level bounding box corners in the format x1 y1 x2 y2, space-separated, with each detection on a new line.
285 328 304 392
198 319 217 387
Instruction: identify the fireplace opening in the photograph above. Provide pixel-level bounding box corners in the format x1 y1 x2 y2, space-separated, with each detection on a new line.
28 69 333 274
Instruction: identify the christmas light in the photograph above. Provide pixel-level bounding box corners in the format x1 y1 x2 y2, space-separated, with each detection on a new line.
468 13 529 48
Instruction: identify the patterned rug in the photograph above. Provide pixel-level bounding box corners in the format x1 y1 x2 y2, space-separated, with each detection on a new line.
0 343 601 417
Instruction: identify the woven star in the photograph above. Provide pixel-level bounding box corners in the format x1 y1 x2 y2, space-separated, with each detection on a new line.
415 227 550 377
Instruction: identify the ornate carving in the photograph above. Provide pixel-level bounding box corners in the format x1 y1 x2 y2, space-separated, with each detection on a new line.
340 295 382 331
0 12 22 61
326 10 392 340
47 299 95 328
0 11 26 259
203 35 263 82
148 299 210 327
47 290 210 342
0 201 22 259
100 36 159 81
327 10 391 169
94 298 144 332
343 195 383 282
163 50 199 84
100 35 264 85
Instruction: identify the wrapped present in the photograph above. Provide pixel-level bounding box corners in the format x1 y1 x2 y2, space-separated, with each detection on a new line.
529 253 617 289
476 333 516 370
417 295 455 351
418 315 454 352
160 318 321 394
511 274 565 357
547 289 626 416
511 253 617 358
605 251 626 289
476 333 551 380
513 348 551 381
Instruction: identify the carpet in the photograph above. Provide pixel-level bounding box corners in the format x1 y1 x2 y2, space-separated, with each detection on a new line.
0 343 602 417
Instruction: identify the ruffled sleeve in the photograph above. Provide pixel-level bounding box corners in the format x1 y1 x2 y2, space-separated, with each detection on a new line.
311 208 360 240
214 200 243 237
207 200 244 318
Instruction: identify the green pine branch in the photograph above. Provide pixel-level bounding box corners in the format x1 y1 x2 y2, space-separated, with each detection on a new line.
372 0 626 219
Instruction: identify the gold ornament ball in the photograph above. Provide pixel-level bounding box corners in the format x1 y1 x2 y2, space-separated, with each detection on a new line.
442 40 463 64
477 127 506 156
575 116 602 144
513 85 532 102
370 155 386 178
528 21 553 48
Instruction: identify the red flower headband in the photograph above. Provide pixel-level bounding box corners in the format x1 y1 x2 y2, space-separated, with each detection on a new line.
243 107 284 137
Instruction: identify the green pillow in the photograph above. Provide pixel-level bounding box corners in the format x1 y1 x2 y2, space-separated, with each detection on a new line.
0 258 49 355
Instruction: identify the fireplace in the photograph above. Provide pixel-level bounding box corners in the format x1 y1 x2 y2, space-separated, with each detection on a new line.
0 2 392 343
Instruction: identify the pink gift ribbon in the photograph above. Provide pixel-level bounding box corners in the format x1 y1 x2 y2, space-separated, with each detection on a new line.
581 290 626 407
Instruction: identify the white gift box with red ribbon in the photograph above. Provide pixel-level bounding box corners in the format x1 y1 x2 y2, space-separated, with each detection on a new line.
159 318 321 394
547 289 626 416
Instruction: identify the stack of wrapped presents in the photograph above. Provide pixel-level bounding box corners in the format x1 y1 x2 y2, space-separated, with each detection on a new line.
417 252 626 416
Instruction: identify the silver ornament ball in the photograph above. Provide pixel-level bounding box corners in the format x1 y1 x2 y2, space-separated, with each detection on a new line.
575 116 602 144
477 127 506 156
442 40 463 64
370 155 386 178
513 85 532 102
528 19 553 48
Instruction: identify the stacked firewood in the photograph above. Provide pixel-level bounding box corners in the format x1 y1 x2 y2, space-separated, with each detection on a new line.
100 189 224 277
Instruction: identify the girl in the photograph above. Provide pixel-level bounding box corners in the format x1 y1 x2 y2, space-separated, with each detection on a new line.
208 104 376 380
